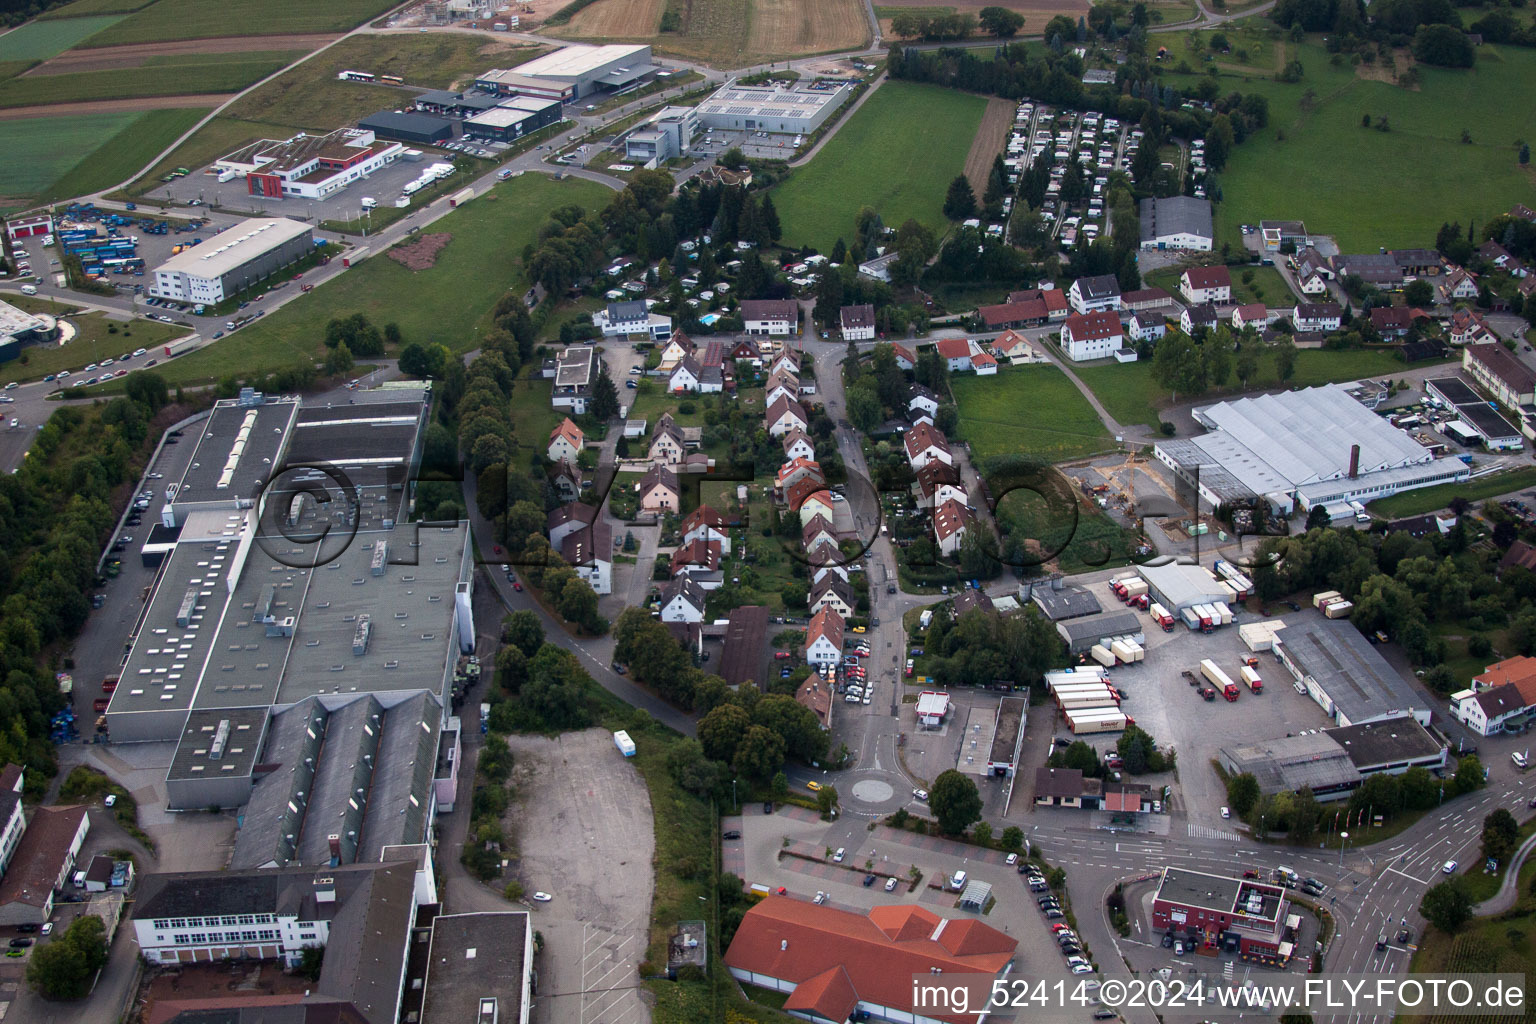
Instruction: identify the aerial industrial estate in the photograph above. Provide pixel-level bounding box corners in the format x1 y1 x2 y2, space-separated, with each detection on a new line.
1 0 1535 1022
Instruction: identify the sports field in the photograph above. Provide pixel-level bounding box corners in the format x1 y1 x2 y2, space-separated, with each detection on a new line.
951 364 1112 463
554 0 869 66
0 50 297 108
140 174 614 387
0 15 124 59
73 0 400 47
1179 39 1536 251
773 80 986 253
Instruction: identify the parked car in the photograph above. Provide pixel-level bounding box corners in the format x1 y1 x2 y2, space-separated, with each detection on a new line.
884 877 898 892
832 847 845 862
722 830 741 840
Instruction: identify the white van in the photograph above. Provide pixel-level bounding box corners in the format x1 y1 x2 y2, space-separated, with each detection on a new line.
20 285 37 296
950 870 967 891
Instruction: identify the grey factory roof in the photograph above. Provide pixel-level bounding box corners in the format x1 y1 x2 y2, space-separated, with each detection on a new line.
1155 867 1284 922
1425 376 1482 406
1219 732 1360 794
414 88 502 110
156 1002 366 1024
155 218 312 280
1279 616 1427 725
467 104 548 128
696 82 848 118
1154 438 1260 504
1458 402 1522 442
1325 716 1444 769
175 398 301 504
1029 585 1102 621
1055 609 1143 644
230 691 441 870
1138 562 1229 612
420 913 530 1024
514 42 651 79
285 400 427 487
1139 195 1212 242
555 345 595 387
165 707 272 784
133 859 399 923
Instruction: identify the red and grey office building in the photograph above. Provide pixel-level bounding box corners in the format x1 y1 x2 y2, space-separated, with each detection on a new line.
1151 866 1299 964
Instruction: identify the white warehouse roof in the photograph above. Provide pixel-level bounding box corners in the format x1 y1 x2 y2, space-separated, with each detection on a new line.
155 218 312 279
514 43 651 79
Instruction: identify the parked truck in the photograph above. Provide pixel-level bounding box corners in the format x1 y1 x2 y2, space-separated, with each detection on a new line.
613 729 636 757
1058 693 1119 712
1089 644 1116 668
1239 666 1264 693
1212 601 1233 626
1214 559 1253 598
1182 607 1201 631
342 246 370 268
1322 598 1354 619
1045 667 1109 691
1064 707 1134 734
1312 590 1343 609
1200 659 1240 702
1054 684 1119 707
1149 603 1175 631
1110 639 1138 664
162 335 200 358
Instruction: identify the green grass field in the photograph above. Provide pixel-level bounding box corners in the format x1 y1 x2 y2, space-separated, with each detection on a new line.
773 80 986 253
0 51 298 108
0 109 140 201
38 0 157 17
223 34 545 132
1229 264 1294 305
1367 466 1536 519
1 315 187 385
952 364 1114 463
143 174 614 387
123 115 295 195
76 0 401 47
0 15 124 59
1180 39 1536 250
1075 347 1451 430
0 60 37 83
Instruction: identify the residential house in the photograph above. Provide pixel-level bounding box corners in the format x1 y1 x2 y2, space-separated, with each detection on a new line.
681 504 731 555
562 518 612 595
891 342 916 370
547 501 598 551
728 337 763 366
1068 274 1121 314
1439 268 1480 303
1118 287 1175 311
1501 539 1536 574
765 395 809 438
0 766 26 878
781 427 816 463
1035 766 1094 808
1332 253 1403 288
977 296 1052 330
767 348 801 378
765 370 799 409
1296 269 1330 295
1369 306 1414 338
1125 311 1166 343
1180 304 1219 334
741 298 799 336
802 514 840 560
971 349 999 375
1292 247 1333 281
840 303 876 341
775 456 824 493
933 498 975 557
812 564 849 588
547 417 584 464
1449 309 1497 347
782 477 827 521
659 577 707 623
1060 310 1125 361
0 804 88 926
1464 341 1536 406
795 678 833 730
953 588 995 618
671 537 722 577
1453 683 1530 736
593 299 671 340
638 465 680 514
657 330 695 370
796 488 835 527
1292 302 1343 333
804 607 845 667
1179 265 1231 304
809 575 856 618
935 336 975 372
668 355 702 393
550 460 581 502
992 329 1046 363
551 344 595 414
648 413 686 465
1231 303 1268 331
907 384 940 423
913 460 966 510
902 422 953 470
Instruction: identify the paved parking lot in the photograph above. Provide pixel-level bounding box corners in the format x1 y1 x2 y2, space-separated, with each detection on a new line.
504 728 653 1024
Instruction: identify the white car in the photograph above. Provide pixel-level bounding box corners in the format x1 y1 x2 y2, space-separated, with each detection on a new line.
833 848 846 862
1220 806 1230 819
1005 853 1018 865
884 877 898 892
1072 963 1095 975
1443 860 1458 874
912 789 928 801
532 891 553 902
104 795 117 807
814 891 828 904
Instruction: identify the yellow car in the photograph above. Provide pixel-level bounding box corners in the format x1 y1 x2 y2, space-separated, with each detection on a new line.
806 781 823 792
852 626 867 634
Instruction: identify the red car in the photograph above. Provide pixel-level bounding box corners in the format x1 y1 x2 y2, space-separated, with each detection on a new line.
1242 870 1260 879
513 582 523 591
93 698 109 712
774 652 791 660
292 272 304 280
301 284 314 293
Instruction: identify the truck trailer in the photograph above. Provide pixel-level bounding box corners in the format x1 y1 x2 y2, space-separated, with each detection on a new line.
1064 708 1134 734
1322 599 1354 619
162 335 200 358
1058 693 1119 712
1149 603 1174 630
1239 666 1263 693
1045 667 1109 691
1200 659 1240 701
1089 644 1116 668
1312 590 1343 609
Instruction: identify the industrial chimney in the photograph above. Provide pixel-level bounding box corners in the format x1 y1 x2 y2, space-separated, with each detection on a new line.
1348 444 1360 479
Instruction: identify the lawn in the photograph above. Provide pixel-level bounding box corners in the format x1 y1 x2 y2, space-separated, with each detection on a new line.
2 315 187 386
75 0 402 47
996 489 1143 574
1178 39 1536 251
0 109 140 207
0 51 299 108
772 80 987 254
1229 265 1294 306
1367 466 1536 519
143 174 613 387
222 34 547 131
951 364 1113 463
1075 347 1452 430
0 15 124 59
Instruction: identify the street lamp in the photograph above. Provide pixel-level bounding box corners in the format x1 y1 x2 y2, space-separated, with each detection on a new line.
1339 831 1349 871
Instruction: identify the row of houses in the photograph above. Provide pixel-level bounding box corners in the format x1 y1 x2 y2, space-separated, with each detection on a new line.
901 422 977 557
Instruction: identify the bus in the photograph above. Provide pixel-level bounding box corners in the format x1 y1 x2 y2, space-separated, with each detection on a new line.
379 74 404 86
337 70 376 83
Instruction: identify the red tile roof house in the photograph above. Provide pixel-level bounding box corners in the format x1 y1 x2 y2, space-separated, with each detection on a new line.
724 898 1017 1024
1179 265 1232 304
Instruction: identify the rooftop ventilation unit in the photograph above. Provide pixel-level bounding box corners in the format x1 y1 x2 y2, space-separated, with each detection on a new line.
353 615 372 657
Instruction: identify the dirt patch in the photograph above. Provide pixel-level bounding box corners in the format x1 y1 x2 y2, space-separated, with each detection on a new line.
388 232 452 270
747 0 870 58
22 33 338 76
1355 47 1416 85
563 0 665 37
964 96 1014 198
0 94 225 120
